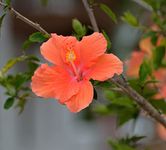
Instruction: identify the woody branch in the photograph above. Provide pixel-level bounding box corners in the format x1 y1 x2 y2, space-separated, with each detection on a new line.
82 0 166 128
1 0 166 127
0 1 49 36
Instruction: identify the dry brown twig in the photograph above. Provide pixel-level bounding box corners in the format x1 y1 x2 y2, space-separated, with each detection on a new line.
0 0 166 127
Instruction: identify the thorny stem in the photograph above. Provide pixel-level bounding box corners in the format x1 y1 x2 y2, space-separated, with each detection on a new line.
0 0 166 127
82 0 166 128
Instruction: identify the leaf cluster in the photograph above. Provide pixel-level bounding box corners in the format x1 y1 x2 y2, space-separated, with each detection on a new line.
0 55 39 113
94 84 139 126
108 135 145 150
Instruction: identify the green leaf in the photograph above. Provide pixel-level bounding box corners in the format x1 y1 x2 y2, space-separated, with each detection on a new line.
117 107 138 126
139 60 152 83
22 32 49 50
5 83 16 97
95 89 139 125
150 99 166 113
111 97 135 108
100 3 117 23
0 14 6 29
29 32 49 43
108 139 135 150
0 56 27 74
143 31 157 39
153 46 165 69
5 0 11 6
104 89 116 100
22 40 33 50
72 19 86 39
26 55 40 62
94 105 110 115
26 62 39 80
97 81 111 88
16 93 29 114
107 104 139 126
151 34 158 45
129 79 157 98
120 135 145 145
4 97 15 109
121 11 139 27
143 0 159 11
102 30 111 50
2 59 18 73
12 73 28 90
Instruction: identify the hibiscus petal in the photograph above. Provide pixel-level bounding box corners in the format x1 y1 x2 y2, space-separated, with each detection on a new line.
139 37 153 56
79 32 107 68
160 85 166 98
65 81 93 113
40 34 78 65
126 51 145 77
31 64 79 102
157 121 166 141
86 54 123 81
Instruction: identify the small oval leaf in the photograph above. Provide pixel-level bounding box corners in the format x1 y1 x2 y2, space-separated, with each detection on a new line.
4 97 15 109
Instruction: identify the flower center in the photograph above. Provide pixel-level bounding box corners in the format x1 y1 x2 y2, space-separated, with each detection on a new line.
66 50 76 62
65 50 81 81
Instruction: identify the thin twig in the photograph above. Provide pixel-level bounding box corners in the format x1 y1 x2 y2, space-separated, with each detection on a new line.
0 1 50 36
82 0 99 32
110 75 166 127
82 0 166 128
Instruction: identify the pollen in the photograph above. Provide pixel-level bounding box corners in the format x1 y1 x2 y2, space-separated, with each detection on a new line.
66 50 76 62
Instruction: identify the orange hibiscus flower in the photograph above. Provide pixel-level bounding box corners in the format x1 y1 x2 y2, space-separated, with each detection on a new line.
126 36 166 99
31 32 123 112
157 116 166 141
126 33 166 141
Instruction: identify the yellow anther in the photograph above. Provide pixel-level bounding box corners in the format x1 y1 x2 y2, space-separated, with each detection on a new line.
66 50 76 62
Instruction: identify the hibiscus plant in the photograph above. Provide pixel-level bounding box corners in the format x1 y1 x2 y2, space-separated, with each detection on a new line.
0 0 166 149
